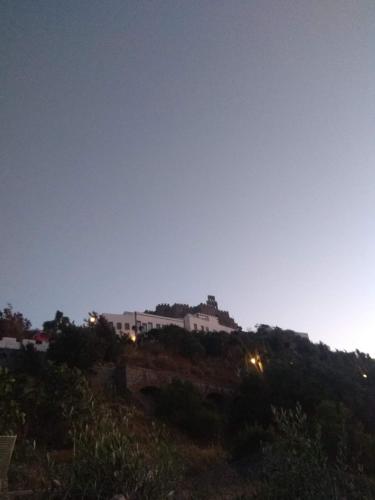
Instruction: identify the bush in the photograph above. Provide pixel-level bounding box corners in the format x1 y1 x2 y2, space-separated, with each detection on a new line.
47 326 101 370
155 379 222 440
48 409 180 499
231 423 274 459
0 304 31 340
199 331 226 356
143 326 205 359
48 317 124 370
260 404 375 499
229 373 272 430
20 363 94 447
0 367 25 434
16 343 46 377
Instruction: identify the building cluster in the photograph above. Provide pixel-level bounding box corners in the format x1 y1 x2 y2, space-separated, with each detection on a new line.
103 295 240 337
0 335 49 352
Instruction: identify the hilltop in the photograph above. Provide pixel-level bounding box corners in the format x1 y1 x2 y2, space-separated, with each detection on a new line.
2 307 375 498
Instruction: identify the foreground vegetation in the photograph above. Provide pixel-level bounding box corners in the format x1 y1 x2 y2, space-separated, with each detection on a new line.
2 307 375 498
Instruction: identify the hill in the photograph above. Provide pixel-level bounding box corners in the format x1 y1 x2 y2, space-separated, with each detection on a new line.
2 307 375 498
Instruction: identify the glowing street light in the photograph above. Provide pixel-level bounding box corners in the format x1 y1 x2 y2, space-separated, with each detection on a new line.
129 332 136 343
248 354 264 373
362 373 368 379
88 312 98 325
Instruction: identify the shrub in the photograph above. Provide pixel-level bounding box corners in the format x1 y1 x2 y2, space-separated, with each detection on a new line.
0 366 25 434
199 331 226 356
231 423 274 459
260 404 375 499
47 326 101 370
47 318 124 370
21 363 94 447
48 409 180 499
143 326 205 359
16 343 46 377
229 373 272 430
0 304 31 340
155 379 221 440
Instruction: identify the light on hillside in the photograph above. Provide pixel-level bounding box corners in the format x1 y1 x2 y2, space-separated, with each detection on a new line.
248 354 264 373
88 313 97 325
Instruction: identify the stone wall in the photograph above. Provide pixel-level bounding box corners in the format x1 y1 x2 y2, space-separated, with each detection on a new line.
125 364 233 396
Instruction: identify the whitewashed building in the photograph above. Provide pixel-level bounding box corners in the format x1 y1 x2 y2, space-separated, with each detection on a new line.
103 310 235 337
0 337 49 352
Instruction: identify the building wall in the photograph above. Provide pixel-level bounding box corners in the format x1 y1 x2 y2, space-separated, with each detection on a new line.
147 296 239 330
103 311 234 336
103 312 184 336
183 313 234 333
0 337 48 352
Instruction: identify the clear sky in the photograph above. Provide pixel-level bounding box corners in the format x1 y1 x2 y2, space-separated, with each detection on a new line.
1 1 375 353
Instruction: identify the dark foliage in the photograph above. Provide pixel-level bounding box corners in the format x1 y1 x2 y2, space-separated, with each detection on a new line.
142 325 205 358
261 405 375 499
47 315 124 370
0 304 31 340
141 325 240 359
155 379 221 440
43 310 71 334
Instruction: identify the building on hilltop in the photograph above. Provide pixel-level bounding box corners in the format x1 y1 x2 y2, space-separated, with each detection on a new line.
103 295 240 337
145 295 239 330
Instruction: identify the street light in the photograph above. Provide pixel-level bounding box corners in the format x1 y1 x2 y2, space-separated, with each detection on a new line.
88 312 98 325
129 332 136 343
248 353 264 373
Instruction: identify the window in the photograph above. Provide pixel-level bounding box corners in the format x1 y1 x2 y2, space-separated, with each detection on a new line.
125 323 130 330
148 322 153 331
142 322 147 332
201 326 205 331
116 322 122 330
156 324 161 330
194 324 198 330
206 327 209 332
109 322 114 327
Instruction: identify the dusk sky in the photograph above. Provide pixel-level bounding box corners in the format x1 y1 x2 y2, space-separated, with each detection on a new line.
1 1 375 353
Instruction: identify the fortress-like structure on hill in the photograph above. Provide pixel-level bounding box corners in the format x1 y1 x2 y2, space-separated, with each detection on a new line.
145 295 239 330
103 295 240 337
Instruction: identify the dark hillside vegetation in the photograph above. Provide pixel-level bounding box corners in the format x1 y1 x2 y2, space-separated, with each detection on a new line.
2 306 375 498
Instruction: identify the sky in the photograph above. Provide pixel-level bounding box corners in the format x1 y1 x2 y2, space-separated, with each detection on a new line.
1 0 375 353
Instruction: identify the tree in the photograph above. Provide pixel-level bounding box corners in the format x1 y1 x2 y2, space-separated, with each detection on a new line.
0 367 25 435
0 304 31 340
47 325 102 370
155 379 222 439
47 316 124 371
43 310 71 334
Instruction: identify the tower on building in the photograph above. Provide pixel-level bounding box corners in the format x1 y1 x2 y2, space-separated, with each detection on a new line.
206 295 218 309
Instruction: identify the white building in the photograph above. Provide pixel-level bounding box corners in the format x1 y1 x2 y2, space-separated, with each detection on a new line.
103 310 235 337
0 337 48 352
